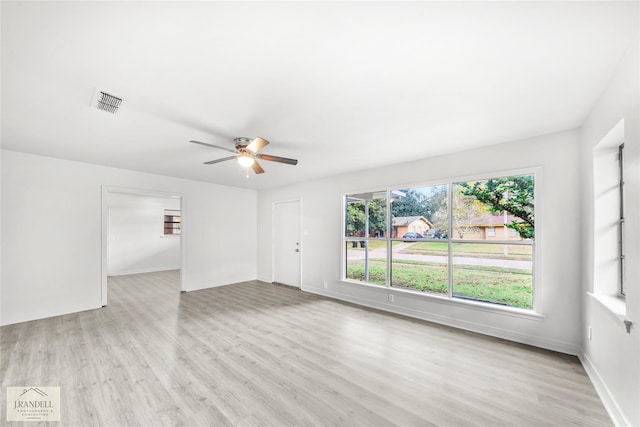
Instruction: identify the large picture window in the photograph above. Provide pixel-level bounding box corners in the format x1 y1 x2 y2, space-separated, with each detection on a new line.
344 173 536 310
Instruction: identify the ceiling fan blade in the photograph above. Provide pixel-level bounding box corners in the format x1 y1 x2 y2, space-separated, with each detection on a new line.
252 160 265 174
203 156 237 165
246 137 270 153
257 154 298 165
190 140 237 153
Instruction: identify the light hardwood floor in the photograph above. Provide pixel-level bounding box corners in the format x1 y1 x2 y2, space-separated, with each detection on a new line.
1 270 610 426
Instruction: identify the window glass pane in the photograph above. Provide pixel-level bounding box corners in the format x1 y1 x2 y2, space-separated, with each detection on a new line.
391 241 448 294
345 241 387 285
368 197 387 238
452 243 532 309
390 185 447 240
345 199 366 238
346 192 387 238
452 175 534 241
163 210 181 235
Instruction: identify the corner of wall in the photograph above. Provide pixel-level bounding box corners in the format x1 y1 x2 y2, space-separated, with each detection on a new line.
579 353 631 427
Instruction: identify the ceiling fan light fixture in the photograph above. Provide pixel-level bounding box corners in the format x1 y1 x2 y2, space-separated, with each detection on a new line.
237 154 255 168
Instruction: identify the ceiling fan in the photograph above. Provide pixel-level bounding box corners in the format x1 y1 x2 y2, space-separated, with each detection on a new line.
190 137 298 175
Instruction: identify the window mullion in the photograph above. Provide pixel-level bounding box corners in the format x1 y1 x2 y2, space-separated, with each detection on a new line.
447 182 453 298
386 190 392 288
364 200 369 282
619 143 625 296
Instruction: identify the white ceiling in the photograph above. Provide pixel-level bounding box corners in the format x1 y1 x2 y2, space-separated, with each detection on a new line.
2 1 638 189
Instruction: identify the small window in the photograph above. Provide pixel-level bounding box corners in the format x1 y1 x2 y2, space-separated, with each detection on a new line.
487 226 496 237
164 209 181 235
593 120 625 300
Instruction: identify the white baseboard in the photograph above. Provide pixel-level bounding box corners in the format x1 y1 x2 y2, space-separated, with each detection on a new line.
579 353 629 427
107 266 180 276
305 287 580 356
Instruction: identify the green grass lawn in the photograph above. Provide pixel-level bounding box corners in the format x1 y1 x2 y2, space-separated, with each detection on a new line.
400 241 532 261
347 240 400 250
346 260 387 285
346 259 532 309
348 241 531 261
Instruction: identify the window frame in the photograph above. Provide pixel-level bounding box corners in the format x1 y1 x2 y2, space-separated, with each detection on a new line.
342 168 539 313
618 143 626 297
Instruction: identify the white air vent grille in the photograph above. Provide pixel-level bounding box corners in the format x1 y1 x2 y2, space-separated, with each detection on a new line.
96 91 123 114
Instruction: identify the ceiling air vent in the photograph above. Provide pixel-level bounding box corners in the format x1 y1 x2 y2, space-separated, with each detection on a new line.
95 90 123 114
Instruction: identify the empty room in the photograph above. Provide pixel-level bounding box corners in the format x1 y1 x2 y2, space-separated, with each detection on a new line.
1 1 639 426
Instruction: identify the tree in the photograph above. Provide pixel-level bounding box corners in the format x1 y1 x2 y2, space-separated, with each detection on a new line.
452 186 487 238
367 198 387 236
346 198 387 237
346 202 365 236
459 175 534 239
425 186 448 234
390 186 448 234
390 189 428 217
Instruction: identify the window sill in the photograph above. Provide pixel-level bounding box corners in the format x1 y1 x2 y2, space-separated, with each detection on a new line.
341 279 544 321
587 292 626 322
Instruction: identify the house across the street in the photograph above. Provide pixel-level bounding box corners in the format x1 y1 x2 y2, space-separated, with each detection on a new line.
456 214 525 240
392 216 433 238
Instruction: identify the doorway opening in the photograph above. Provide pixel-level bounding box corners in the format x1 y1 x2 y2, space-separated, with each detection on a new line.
101 186 184 306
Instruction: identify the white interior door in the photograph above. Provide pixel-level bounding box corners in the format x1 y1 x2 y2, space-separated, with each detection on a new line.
273 200 301 287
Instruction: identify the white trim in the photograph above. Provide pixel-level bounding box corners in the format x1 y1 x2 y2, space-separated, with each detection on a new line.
342 166 541 201
107 267 181 277
102 185 182 199
532 169 542 312
101 187 108 306
101 185 185 306
579 353 629 427
587 292 627 323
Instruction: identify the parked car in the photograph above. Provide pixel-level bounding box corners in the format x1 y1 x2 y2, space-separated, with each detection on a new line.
402 232 423 240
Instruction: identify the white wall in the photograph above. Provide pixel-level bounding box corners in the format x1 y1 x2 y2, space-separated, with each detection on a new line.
258 129 583 355
107 192 181 276
1 150 257 326
579 36 640 427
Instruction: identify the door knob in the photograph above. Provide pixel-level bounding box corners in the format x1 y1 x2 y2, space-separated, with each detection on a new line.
295 249 300 252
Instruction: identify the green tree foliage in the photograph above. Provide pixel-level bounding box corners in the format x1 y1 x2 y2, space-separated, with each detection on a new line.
391 189 428 217
346 202 365 235
452 185 488 238
391 187 448 234
367 198 387 236
459 175 534 239
346 198 387 236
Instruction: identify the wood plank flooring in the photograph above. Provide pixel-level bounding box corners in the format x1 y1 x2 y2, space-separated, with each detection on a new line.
1 270 611 426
